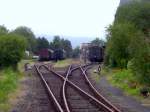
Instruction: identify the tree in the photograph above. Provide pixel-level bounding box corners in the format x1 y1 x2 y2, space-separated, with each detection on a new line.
106 23 140 68
91 38 105 46
37 37 49 51
128 31 150 85
49 36 73 58
115 1 150 35
72 46 80 58
105 1 150 85
12 26 37 52
61 38 72 58
0 34 26 68
0 25 8 36
50 36 62 50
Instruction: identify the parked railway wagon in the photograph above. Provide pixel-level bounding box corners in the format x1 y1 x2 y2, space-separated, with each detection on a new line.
88 45 104 62
53 49 66 61
38 49 54 61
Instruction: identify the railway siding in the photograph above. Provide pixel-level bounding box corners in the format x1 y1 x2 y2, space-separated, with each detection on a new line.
43 64 120 112
11 63 121 112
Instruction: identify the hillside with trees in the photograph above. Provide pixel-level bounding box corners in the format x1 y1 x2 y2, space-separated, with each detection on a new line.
105 0 150 94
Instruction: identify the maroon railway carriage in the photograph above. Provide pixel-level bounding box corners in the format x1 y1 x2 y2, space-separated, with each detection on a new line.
38 48 54 61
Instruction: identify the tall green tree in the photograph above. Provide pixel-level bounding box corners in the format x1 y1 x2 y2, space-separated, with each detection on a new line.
0 34 26 68
91 38 105 46
72 46 80 58
106 23 141 68
50 36 62 50
128 32 150 84
37 37 49 51
115 1 150 35
49 36 73 58
0 25 8 36
12 26 37 52
61 38 72 58
106 1 150 84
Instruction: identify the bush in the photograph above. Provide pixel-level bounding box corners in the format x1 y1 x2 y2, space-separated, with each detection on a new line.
105 1 150 85
140 87 150 97
0 34 26 68
115 1 150 35
0 68 20 111
110 69 140 96
128 33 150 85
106 23 143 68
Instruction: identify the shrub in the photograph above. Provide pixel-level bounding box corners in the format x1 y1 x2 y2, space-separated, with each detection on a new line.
110 69 140 96
0 68 20 111
0 34 26 68
105 1 150 85
106 23 143 68
140 87 150 97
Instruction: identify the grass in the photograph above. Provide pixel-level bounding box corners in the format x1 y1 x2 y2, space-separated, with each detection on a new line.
98 66 150 105
106 68 141 97
89 65 150 104
88 65 141 97
54 59 72 67
0 68 20 112
18 59 35 73
90 72 100 83
0 59 35 112
89 66 101 83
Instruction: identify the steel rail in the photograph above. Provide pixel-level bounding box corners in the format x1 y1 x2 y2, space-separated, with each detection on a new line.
69 64 121 112
42 63 120 112
79 66 121 112
34 65 64 112
62 65 72 112
42 65 114 112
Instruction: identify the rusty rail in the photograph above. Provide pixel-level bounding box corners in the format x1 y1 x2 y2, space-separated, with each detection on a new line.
79 66 121 112
42 64 114 112
34 65 64 112
62 65 72 112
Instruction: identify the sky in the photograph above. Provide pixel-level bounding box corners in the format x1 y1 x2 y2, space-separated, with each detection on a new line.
0 0 120 40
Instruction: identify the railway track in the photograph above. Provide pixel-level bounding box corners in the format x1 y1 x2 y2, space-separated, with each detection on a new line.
34 63 121 112
80 66 121 112
35 65 64 112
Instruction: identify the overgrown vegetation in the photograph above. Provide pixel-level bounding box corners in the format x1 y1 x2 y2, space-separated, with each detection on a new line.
105 1 150 87
0 68 20 111
0 59 34 112
107 69 140 96
0 26 34 111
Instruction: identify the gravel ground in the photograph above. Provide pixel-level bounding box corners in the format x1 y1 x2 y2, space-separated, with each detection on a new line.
10 68 53 112
88 66 150 112
11 64 150 112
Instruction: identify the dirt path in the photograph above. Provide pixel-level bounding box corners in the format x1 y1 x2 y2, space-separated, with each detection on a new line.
89 70 150 112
